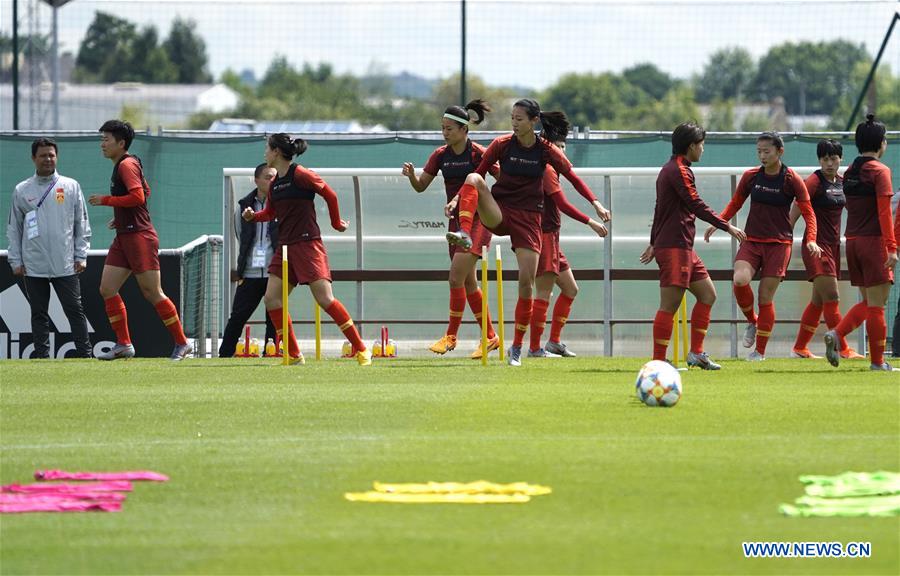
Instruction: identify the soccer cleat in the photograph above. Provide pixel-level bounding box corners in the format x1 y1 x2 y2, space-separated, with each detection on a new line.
445 230 473 250
742 323 757 348
686 350 721 370
356 347 373 366
790 348 821 359
289 353 306 366
169 342 193 362
506 345 522 367
527 348 561 358
746 350 765 362
429 334 458 355
470 335 500 359
840 348 865 360
823 330 840 367
96 343 135 361
870 362 894 371
545 340 576 357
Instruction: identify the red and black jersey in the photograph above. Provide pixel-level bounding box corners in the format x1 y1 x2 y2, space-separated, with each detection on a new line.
843 156 897 251
475 134 573 213
541 166 593 232
805 171 844 247
721 165 815 244
108 154 153 234
650 155 730 249
423 139 491 201
254 163 342 245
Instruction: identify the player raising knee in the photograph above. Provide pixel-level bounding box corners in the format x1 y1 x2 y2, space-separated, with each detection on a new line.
642 122 745 369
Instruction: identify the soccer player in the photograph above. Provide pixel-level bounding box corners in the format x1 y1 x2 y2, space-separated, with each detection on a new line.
824 115 897 371
447 98 609 366
242 133 372 366
705 132 821 361
402 100 499 359
789 139 863 360
641 122 745 369
529 134 610 358
88 120 192 361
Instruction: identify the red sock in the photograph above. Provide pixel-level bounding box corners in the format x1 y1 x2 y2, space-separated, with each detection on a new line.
530 299 550 351
456 184 478 235
793 302 822 351
466 289 496 339
835 300 868 338
326 300 366 352
446 287 467 337
690 302 712 354
104 295 131 345
154 298 187 345
755 302 775 355
734 284 757 324
821 301 849 351
867 306 887 365
549 294 575 344
652 310 675 361
512 298 533 348
268 307 300 358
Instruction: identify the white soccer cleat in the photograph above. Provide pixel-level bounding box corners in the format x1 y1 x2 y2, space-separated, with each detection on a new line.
96 343 135 361
742 323 757 348
746 350 765 362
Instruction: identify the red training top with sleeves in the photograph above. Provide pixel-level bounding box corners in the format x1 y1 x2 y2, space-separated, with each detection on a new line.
719 164 817 244
842 156 896 252
101 155 154 234
252 163 342 245
475 134 594 213
803 171 844 248
650 155 730 249
541 166 593 232
423 140 497 201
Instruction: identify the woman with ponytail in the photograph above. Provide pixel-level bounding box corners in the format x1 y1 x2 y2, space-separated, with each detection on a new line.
243 133 372 366
823 114 897 371
402 100 500 359
447 98 610 366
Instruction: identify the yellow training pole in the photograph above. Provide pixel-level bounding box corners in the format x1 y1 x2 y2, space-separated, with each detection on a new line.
495 245 505 361
680 295 689 367
481 246 489 367
314 302 322 360
672 301 680 367
282 245 290 366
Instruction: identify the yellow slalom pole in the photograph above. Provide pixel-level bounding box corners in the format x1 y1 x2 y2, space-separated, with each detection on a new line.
282 245 290 366
672 301 679 367
680 295 689 367
314 302 321 360
495 245 505 361
481 245 489 367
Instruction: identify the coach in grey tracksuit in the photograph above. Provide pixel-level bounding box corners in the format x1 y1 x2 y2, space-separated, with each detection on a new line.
7 138 92 358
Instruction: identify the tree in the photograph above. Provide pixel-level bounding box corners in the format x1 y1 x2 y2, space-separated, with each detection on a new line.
623 63 674 101
73 12 135 82
695 47 756 103
705 99 735 131
754 40 870 115
163 17 212 83
621 85 700 131
430 73 517 130
128 26 177 83
542 72 649 129
829 61 900 129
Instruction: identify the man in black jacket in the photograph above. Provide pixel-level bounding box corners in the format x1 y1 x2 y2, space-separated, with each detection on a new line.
219 164 278 357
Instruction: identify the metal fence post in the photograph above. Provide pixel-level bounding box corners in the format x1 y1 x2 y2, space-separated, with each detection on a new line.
197 246 207 359
209 237 221 358
603 175 613 357
730 174 738 359
353 176 364 337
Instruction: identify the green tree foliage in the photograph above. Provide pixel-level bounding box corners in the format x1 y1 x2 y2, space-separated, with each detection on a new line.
431 74 517 130
623 63 674 101
754 40 870 115
73 12 135 82
695 48 756 103
705 99 736 131
543 72 649 129
163 17 212 83
830 62 900 130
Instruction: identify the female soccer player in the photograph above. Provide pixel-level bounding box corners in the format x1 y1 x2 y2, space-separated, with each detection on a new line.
243 133 371 366
447 98 609 366
824 115 897 371
529 134 610 358
88 120 191 361
789 139 863 360
705 132 821 361
642 122 745 368
401 100 499 359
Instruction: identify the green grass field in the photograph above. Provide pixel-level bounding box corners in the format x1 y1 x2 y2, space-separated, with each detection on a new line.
1 357 898 575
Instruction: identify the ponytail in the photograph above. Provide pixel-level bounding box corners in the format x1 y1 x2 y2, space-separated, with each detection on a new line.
268 132 308 160
854 113 887 154
539 111 570 143
464 99 491 125
443 98 491 127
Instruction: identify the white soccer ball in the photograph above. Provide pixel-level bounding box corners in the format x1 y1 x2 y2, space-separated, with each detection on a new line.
635 360 682 407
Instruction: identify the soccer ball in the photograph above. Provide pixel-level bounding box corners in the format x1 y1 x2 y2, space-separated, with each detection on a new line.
635 360 682 407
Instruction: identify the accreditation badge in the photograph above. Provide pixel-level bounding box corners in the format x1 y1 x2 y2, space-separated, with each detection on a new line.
55 188 65 204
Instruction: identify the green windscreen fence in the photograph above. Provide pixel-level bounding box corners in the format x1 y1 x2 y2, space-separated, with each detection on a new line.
2 133 898 249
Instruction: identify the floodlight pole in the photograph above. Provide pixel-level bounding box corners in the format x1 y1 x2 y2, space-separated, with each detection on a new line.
12 0 19 129
52 3 59 129
844 11 898 131
460 0 467 105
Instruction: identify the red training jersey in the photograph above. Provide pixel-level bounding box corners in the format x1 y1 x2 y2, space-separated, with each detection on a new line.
423 139 496 201
650 155 730 249
843 156 896 252
102 155 154 234
541 166 593 232
253 163 342 245
804 171 844 247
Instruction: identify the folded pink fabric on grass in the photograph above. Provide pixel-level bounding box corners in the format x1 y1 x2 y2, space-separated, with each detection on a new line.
2 481 133 493
1 492 127 503
0 499 121 513
35 470 169 482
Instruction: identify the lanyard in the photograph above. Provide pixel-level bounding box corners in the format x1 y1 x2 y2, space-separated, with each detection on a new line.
35 177 60 210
